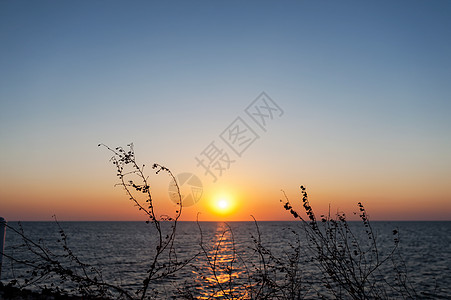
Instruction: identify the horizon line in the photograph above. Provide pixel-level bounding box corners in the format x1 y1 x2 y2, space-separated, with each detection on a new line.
5 219 451 222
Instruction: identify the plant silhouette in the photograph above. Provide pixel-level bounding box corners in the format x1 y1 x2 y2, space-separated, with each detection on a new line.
0 144 417 299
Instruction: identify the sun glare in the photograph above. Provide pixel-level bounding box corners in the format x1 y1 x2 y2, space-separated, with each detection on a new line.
218 199 229 210
211 195 235 216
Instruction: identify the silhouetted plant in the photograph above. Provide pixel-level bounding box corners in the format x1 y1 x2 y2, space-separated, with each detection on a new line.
245 217 310 299
99 143 195 299
3 217 132 299
281 186 416 299
2 143 194 299
1 144 420 300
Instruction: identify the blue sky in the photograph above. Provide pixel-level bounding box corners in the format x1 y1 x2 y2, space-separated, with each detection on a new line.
1 0 450 220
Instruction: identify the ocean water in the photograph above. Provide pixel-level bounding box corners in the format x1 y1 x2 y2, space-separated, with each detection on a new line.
1 221 450 298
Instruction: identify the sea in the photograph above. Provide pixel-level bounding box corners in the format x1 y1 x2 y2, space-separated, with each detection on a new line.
1 221 450 299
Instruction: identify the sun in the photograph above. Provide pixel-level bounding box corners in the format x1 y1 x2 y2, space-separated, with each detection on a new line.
217 199 229 210
211 195 235 216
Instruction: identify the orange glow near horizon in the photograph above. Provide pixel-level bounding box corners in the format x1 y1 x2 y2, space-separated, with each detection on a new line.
1 162 450 222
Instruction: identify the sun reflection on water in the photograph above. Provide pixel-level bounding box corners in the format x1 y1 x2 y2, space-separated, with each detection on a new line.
193 222 248 299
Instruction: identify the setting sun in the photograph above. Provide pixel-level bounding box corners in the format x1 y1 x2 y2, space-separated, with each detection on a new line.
218 199 229 210
210 195 236 216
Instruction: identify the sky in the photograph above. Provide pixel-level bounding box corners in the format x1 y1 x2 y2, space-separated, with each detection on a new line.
1 0 450 221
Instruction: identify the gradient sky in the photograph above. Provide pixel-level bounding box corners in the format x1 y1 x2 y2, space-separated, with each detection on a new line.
1 0 450 221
